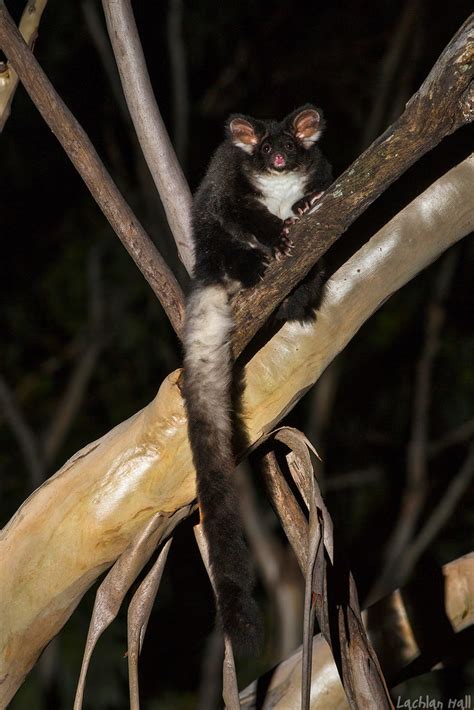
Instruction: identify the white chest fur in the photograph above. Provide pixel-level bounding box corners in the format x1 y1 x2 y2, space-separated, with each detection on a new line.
252 171 308 220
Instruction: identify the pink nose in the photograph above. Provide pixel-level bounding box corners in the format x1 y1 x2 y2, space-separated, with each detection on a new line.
273 154 286 167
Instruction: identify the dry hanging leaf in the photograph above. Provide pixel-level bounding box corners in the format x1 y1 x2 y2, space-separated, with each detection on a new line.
127 538 173 710
73 505 193 709
259 427 393 709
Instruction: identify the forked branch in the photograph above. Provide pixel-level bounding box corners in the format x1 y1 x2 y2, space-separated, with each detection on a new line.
0 2 185 335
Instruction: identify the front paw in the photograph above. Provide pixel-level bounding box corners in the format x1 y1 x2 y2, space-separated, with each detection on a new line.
292 190 324 217
228 247 269 287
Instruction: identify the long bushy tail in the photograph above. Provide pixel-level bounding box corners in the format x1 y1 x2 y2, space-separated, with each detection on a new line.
183 283 261 653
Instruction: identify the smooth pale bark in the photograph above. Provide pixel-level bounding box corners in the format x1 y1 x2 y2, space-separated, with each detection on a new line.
0 156 473 703
101 0 194 273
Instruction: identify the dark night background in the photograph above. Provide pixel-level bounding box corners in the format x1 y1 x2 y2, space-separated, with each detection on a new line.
1 1 473 708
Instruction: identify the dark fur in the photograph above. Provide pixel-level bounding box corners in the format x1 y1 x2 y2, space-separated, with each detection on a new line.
192 104 332 288
184 106 332 652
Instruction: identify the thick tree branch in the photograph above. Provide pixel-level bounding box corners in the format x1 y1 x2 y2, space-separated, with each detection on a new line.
232 14 473 357
0 157 472 705
101 0 194 273
0 1 185 335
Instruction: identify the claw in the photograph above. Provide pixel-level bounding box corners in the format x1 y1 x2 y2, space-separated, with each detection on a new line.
292 190 325 218
274 237 294 259
310 190 324 205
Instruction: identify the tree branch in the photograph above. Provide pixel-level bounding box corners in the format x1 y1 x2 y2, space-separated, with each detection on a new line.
101 0 194 273
403 442 474 576
231 15 474 357
81 0 131 128
0 1 185 335
0 375 43 487
361 0 422 149
429 417 474 456
41 248 107 468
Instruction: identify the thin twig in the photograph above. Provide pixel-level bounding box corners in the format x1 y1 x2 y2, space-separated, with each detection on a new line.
361 0 421 148
429 418 474 457
403 442 474 575
325 466 383 491
42 248 106 465
81 0 130 127
43 341 103 467
0 2 185 335
101 0 194 274
370 253 457 599
2 249 107 485
0 376 43 487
